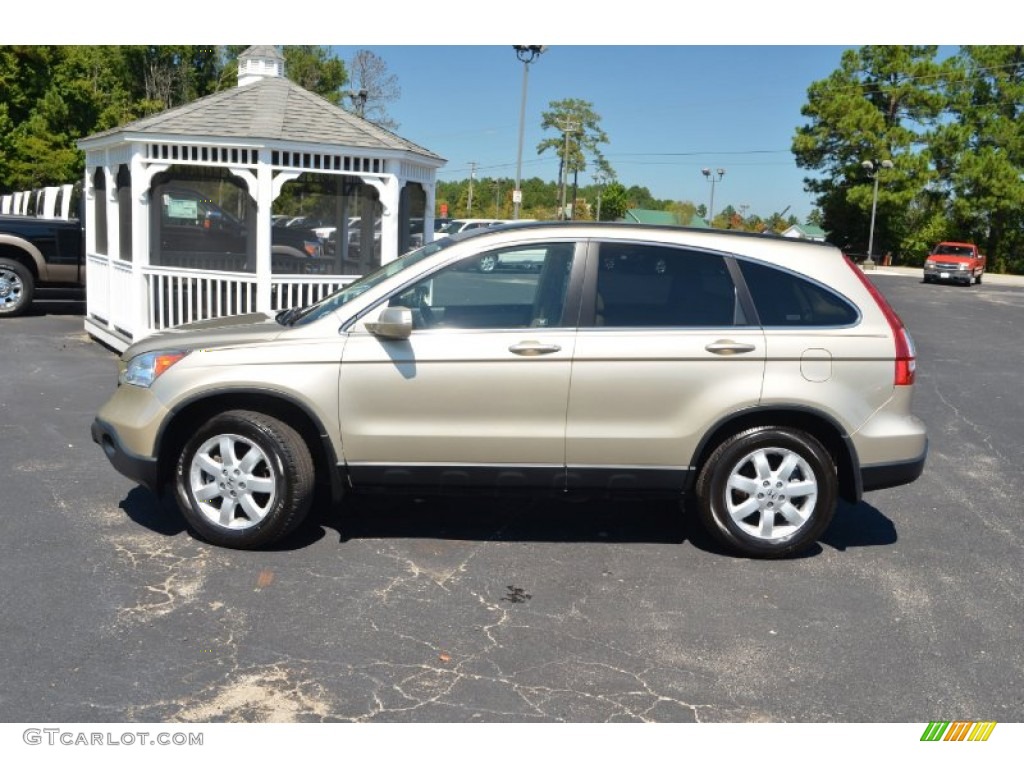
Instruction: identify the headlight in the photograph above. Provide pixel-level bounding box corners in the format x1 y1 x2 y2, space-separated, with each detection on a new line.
924 260 935 269
119 350 190 388
957 263 967 270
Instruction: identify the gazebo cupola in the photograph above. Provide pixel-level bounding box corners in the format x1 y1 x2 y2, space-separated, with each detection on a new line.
77 45 445 352
237 45 285 86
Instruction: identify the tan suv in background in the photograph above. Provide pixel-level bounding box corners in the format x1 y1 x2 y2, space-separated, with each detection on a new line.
92 223 927 557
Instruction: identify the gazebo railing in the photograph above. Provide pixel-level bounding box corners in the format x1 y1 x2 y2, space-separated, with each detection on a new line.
143 265 357 332
86 254 133 334
270 274 355 311
145 265 259 330
86 254 359 343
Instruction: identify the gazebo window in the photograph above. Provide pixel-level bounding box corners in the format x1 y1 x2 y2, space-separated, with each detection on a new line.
400 182 427 254
93 168 107 256
116 165 133 261
274 172 382 276
150 167 255 273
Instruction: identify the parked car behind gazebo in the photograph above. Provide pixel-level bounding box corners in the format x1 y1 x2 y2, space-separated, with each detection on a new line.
78 46 444 352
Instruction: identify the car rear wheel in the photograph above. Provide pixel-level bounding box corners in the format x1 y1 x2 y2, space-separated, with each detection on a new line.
0 258 34 317
174 410 314 549
477 254 499 272
696 427 838 558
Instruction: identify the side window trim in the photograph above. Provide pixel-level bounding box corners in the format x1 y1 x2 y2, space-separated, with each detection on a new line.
724 255 759 327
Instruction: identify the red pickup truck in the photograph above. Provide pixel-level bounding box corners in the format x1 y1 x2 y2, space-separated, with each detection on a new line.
923 241 986 286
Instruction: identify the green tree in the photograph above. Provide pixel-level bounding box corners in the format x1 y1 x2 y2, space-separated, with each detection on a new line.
282 46 349 106
931 46 1024 272
599 182 628 221
536 98 611 194
793 46 950 257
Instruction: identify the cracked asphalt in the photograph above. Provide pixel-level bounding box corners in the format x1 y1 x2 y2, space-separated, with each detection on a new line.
1 274 1021 724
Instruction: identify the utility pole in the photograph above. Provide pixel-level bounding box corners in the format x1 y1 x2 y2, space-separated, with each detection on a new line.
467 162 476 216
557 119 578 220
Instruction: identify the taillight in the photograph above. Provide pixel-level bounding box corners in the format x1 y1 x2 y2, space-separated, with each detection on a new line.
844 255 917 386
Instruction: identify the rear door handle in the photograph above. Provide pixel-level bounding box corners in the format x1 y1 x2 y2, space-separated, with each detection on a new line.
705 340 756 355
509 341 562 356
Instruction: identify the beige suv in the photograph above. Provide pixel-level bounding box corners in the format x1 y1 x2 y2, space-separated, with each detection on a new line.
92 223 927 557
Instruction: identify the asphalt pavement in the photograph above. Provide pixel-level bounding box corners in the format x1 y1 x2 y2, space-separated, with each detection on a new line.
0 280 1020 726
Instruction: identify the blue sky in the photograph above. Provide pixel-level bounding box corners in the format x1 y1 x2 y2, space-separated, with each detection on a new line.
26 3 1001 222
332 45 851 222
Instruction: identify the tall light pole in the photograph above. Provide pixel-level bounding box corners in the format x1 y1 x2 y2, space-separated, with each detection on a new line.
512 45 545 220
702 167 725 226
862 159 893 267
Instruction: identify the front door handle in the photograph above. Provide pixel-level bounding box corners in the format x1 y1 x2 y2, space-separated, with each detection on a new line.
509 341 562 356
705 339 756 355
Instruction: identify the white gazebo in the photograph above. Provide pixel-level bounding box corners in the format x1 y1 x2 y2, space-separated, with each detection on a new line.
78 46 444 351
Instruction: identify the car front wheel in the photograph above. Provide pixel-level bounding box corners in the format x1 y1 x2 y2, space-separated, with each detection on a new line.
696 427 838 558
477 254 498 272
174 410 314 549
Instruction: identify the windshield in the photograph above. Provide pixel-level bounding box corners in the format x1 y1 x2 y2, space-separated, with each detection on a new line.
934 245 973 257
283 239 453 327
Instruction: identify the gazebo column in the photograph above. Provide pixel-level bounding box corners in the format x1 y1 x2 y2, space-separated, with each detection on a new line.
131 157 169 339
365 175 400 265
83 165 98 256
255 158 273 314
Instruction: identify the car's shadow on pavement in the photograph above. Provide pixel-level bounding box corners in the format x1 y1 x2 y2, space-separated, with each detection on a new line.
321 493 690 546
119 487 188 537
117 486 897 558
819 499 898 551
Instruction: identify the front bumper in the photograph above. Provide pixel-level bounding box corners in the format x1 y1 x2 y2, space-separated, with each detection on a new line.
924 265 972 283
91 417 161 491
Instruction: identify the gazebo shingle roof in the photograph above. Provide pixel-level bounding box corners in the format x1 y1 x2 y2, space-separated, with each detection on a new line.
82 76 442 160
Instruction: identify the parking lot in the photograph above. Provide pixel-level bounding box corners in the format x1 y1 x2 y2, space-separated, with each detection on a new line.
1 271 1021 724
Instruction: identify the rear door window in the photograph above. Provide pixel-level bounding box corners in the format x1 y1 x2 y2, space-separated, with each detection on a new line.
592 243 744 327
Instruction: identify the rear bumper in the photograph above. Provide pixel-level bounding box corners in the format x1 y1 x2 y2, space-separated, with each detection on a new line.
860 440 928 492
91 417 160 491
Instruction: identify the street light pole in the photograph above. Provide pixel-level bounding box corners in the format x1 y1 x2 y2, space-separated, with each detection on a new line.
701 167 725 227
862 159 893 267
512 45 546 220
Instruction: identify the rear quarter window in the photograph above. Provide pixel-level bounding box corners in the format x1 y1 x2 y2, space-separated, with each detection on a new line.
739 259 859 327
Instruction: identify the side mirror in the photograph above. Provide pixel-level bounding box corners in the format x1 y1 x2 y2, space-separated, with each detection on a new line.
366 306 413 340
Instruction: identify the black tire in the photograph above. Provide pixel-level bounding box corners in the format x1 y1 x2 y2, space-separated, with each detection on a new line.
0 258 35 317
477 254 498 273
695 427 838 558
174 410 315 549
975 272 983 284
